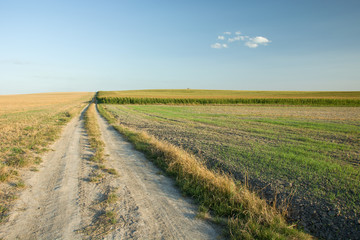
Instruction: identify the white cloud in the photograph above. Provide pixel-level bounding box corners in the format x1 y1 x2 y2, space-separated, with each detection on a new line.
244 36 270 48
245 42 258 48
252 36 270 45
211 43 223 49
211 43 228 49
212 31 270 49
228 35 246 42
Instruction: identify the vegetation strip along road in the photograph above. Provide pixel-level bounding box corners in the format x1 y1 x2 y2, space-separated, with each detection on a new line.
94 103 222 239
0 92 92 222
98 104 311 239
0 94 221 239
0 103 90 239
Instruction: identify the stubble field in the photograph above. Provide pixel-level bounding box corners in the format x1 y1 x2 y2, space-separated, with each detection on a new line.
0 92 93 220
101 103 360 239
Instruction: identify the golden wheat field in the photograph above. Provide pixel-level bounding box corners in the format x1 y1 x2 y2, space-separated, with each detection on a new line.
0 92 93 182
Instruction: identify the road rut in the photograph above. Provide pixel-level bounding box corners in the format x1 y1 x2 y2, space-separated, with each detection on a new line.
0 108 86 239
95 106 221 239
0 105 221 239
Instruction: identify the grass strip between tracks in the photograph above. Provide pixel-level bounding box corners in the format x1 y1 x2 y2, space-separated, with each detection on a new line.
97 104 312 240
83 102 120 237
85 103 105 164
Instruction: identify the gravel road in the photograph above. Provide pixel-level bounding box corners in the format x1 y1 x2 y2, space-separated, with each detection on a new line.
0 105 221 239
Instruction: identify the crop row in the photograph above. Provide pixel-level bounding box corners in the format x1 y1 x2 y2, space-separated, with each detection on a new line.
97 97 360 106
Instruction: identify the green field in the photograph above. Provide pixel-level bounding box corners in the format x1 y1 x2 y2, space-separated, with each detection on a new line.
97 90 360 106
99 100 360 239
98 89 360 99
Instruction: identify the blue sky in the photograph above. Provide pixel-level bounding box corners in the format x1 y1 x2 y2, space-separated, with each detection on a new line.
1 0 359 94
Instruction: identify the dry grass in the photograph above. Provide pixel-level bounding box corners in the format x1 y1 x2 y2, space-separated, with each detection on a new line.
85 103 105 163
82 103 122 239
0 92 92 174
0 92 93 221
98 104 312 239
84 103 118 177
0 92 93 114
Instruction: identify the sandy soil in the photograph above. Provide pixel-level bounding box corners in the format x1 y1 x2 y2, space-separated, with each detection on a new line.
0 106 221 239
95 107 221 240
0 109 86 239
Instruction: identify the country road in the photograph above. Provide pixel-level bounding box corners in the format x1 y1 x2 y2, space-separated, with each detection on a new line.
0 104 221 239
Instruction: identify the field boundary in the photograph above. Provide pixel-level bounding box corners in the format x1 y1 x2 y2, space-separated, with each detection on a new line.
97 103 312 239
97 96 360 106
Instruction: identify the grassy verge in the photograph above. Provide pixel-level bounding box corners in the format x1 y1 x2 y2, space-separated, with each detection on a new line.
0 93 93 180
98 104 311 239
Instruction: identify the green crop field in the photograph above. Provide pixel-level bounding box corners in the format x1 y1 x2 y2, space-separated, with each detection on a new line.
97 90 360 106
98 94 360 239
98 89 360 99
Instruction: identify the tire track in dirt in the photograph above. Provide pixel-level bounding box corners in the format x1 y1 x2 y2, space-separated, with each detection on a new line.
0 104 222 239
95 105 222 240
0 107 88 239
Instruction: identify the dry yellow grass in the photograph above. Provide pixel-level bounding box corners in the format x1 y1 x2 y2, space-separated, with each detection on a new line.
81 103 121 238
0 92 93 114
85 103 105 163
0 92 93 221
0 92 92 173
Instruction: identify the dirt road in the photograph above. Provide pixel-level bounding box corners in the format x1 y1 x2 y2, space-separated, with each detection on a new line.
0 105 221 239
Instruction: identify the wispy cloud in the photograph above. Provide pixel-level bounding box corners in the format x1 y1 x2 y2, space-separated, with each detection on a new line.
244 42 258 48
211 43 228 49
211 31 270 49
244 36 271 48
228 35 247 42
